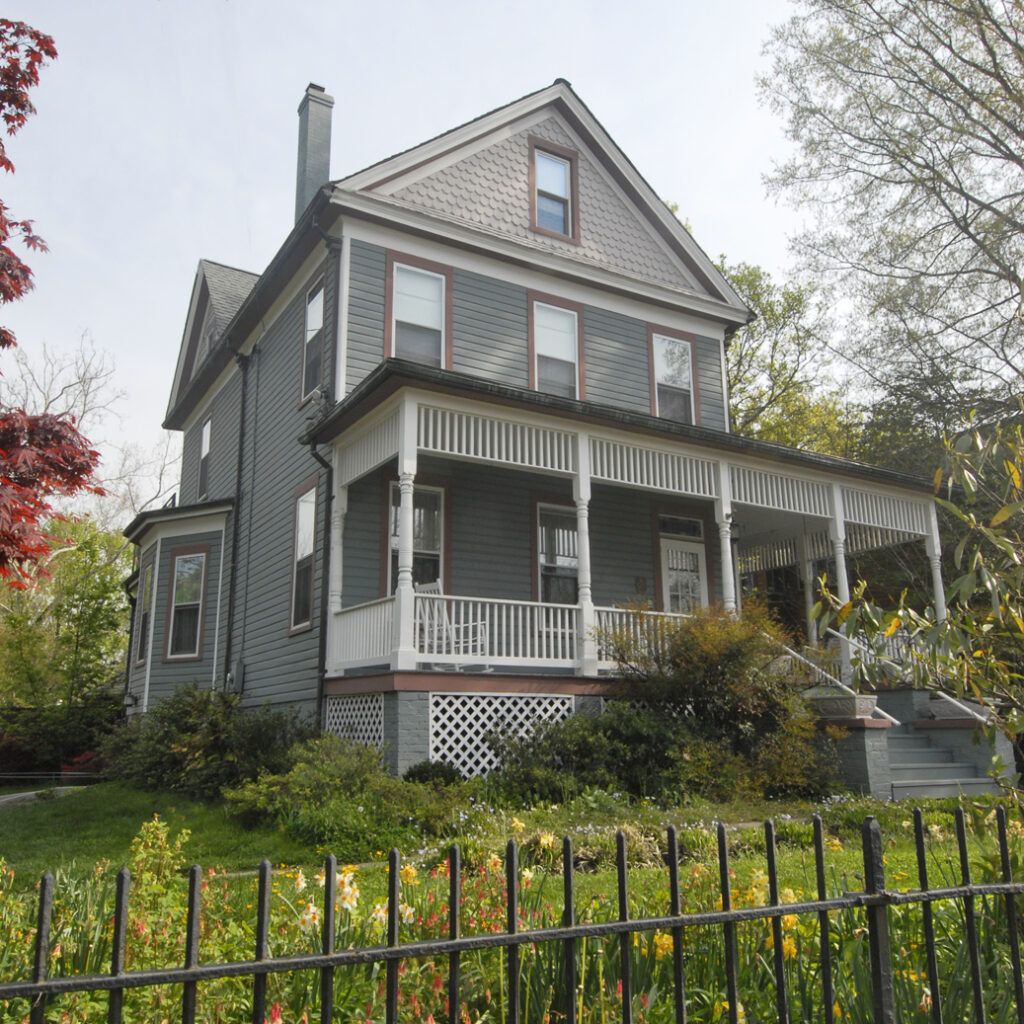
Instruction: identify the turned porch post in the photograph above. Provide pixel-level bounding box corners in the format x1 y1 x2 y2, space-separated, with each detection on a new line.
391 396 418 671
828 483 853 684
926 502 948 622
575 430 598 675
716 460 737 613
328 480 347 616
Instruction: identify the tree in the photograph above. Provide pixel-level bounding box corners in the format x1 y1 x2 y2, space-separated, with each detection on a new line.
0 20 100 584
762 0 1024 432
717 257 865 457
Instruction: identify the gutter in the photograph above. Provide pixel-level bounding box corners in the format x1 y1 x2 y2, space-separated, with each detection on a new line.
308 442 333 729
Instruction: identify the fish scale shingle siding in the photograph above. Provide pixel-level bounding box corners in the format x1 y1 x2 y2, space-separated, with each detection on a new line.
387 116 702 294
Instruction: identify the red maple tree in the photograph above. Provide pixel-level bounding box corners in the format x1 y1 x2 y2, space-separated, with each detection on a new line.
0 20 100 585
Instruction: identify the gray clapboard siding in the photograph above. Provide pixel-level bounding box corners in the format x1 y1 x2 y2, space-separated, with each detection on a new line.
180 373 244 504
452 270 528 386
694 336 727 432
341 471 384 607
145 529 224 706
582 306 650 415
347 240 386 394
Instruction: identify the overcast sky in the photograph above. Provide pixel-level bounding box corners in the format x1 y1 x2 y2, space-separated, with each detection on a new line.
2 0 799 496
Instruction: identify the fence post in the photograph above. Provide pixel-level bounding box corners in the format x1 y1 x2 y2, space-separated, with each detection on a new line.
861 816 895 1024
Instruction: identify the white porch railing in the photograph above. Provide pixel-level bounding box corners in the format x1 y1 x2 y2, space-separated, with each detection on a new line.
414 595 578 667
329 596 395 670
593 606 686 670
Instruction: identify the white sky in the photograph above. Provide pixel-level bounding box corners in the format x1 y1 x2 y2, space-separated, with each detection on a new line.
2 0 799 495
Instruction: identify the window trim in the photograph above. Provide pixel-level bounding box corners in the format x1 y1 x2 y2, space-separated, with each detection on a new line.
529 136 580 243
648 325 701 425
384 251 453 370
198 418 211 500
528 291 585 400
301 276 326 402
650 503 715 612
531 494 579 603
134 559 154 666
163 544 210 662
290 477 318 634
380 477 450 598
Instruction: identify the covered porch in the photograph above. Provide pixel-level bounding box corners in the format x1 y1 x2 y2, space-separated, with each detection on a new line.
308 365 944 682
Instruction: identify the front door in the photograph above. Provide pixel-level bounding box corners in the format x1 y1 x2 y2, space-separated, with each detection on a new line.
660 539 708 613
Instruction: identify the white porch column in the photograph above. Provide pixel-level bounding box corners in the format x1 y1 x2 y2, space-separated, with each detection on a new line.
328 480 347 616
796 532 817 648
716 460 737 613
574 429 598 675
391 396 418 671
828 483 853 684
926 502 948 622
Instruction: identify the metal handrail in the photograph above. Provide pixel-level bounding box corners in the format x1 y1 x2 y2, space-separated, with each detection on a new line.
826 628 990 725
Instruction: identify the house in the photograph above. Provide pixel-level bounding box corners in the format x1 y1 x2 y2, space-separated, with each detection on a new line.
125 80 984 795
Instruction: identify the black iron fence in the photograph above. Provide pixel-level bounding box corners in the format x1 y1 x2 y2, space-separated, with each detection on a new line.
2 807 1023 1024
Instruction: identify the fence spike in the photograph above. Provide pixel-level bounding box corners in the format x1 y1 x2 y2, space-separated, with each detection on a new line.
666 826 687 1024
717 823 739 1024
29 871 53 1024
321 852 337 1024
812 816 834 1024
386 848 400 1024
954 807 986 1024
449 844 461 1024
252 859 271 1024
861 816 895 1024
765 820 790 1024
913 808 943 1024
182 864 201 1024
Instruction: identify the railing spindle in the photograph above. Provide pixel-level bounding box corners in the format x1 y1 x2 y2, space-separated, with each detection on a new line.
182 864 201 1024
107 867 130 1024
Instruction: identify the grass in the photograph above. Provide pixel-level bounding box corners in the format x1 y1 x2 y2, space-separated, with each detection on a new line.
0 782 321 884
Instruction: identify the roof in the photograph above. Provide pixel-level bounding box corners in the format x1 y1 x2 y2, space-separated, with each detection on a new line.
200 259 259 328
302 359 934 495
124 499 234 544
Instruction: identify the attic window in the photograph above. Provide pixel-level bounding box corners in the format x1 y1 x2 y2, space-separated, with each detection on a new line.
530 137 579 242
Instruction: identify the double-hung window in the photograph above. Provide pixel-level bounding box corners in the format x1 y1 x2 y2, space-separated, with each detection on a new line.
302 279 325 400
135 562 153 664
388 483 443 593
167 550 206 659
538 506 578 604
530 138 578 241
198 419 211 499
291 486 316 630
651 332 695 424
392 263 445 367
532 301 580 399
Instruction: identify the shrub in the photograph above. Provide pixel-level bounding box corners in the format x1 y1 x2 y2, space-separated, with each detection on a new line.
403 759 465 787
101 685 317 800
224 735 479 860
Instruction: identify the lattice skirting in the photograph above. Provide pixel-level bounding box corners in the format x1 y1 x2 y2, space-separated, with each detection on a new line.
429 693 574 777
324 694 385 748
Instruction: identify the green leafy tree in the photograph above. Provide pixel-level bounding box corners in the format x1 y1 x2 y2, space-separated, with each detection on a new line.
762 0 1024 432
0 516 130 707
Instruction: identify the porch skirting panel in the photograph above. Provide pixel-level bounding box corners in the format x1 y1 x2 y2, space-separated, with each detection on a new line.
323 693 385 748
429 692 574 777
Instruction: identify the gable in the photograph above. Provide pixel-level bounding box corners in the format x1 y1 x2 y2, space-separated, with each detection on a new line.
376 113 705 296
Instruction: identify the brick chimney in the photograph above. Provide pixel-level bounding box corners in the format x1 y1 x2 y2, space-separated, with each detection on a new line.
295 83 334 222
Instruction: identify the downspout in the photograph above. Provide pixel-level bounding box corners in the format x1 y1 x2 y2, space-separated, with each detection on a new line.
222 347 251 689
309 443 333 728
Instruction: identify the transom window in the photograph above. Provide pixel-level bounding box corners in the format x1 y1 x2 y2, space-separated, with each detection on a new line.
533 302 579 399
168 551 206 659
389 484 443 593
652 333 694 423
538 506 578 604
302 279 325 399
393 264 444 367
198 419 211 499
658 514 703 540
292 486 316 630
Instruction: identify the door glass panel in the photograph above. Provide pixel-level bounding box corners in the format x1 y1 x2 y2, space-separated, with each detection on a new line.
662 540 706 614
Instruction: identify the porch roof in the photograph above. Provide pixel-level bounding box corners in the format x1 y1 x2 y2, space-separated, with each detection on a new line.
302 359 932 494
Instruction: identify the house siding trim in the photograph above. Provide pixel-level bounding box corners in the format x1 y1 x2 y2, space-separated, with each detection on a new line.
323 672 614 695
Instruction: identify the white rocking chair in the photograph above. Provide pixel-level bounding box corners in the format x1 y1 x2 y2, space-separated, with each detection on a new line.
414 580 490 665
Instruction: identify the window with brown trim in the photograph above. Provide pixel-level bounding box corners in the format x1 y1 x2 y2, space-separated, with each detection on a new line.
385 253 453 370
650 329 697 424
134 561 153 665
388 483 443 594
529 137 580 242
166 548 208 660
529 295 584 399
537 504 578 604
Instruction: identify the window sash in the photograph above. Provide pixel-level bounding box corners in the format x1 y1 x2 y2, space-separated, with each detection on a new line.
303 281 325 398
135 563 153 664
535 151 572 235
534 303 578 398
393 265 444 367
538 507 578 604
198 420 211 498
292 488 316 628
653 334 694 422
168 553 205 658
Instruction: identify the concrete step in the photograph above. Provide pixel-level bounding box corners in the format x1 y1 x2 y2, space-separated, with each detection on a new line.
888 745 953 765
889 761 978 781
892 778 1002 799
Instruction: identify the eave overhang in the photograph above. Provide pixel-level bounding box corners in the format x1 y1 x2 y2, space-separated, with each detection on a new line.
124 499 235 545
301 360 933 495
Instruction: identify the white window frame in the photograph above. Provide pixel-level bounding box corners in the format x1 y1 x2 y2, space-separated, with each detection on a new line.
388 482 444 595
198 418 211 499
537 503 578 605
291 485 317 630
302 278 325 400
535 150 572 236
652 332 695 424
532 300 580 399
391 263 446 368
134 561 153 665
167 551 207 660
